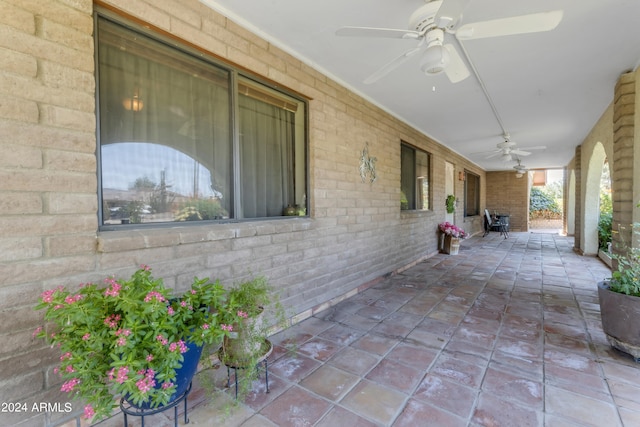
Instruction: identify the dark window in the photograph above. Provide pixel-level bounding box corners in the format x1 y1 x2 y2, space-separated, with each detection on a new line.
464 171 480 216
401 143 430 210
95 15 307 228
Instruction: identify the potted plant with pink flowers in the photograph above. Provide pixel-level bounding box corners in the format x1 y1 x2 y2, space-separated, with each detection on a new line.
34 265 240 423
438 221 467 255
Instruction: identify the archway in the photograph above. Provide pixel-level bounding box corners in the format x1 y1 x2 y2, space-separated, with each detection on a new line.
582 142 607 255
567 169 575 235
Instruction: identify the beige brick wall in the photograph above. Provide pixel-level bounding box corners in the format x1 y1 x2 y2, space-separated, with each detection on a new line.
0 1 485 425
485 171 529 232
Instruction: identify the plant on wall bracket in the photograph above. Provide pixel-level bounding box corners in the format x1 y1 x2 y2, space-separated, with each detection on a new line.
446 194 456 213
359 142 377 184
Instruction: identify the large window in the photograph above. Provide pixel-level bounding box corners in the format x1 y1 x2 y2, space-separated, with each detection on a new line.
96 15 307 228
400 143 430 210
464 171 480 216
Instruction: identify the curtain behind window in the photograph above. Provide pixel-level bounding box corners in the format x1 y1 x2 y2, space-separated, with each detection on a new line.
238 95 295 218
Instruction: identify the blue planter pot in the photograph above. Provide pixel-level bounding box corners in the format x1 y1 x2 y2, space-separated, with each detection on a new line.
127 341 203 410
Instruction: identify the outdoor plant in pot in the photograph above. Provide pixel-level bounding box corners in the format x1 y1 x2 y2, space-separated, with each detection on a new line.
598 223 640 361
438 221 467 255
218 276 277 366
34 265 239 422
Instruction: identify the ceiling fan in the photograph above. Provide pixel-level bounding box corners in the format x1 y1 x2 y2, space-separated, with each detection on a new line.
336 0 563 84
478 134 546 162
513 158 528 177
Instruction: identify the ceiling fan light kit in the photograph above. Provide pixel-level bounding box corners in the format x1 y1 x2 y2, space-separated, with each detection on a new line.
420 28 450 74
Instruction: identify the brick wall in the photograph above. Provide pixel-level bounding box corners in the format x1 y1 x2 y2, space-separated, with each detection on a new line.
485 171 529 232
0 1 487 425
612 71 636 253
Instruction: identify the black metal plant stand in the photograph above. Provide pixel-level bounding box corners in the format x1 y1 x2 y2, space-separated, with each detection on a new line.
219 339 272 399
120 381 192 427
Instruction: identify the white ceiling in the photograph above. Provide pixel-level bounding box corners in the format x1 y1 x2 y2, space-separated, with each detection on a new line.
201 0 640 171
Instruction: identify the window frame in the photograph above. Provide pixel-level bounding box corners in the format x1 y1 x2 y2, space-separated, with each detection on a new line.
400 141 431 211
94 9 309 231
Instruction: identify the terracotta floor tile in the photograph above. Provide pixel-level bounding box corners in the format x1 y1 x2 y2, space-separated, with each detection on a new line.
299 364 358 401
365 357 422 393
260 386 331 427
341 379 407 425
472 392 542 427
328 346 379 376
481 366 543 408
268 353 321 383
393 398 467 427
545 385 621 427
413 374 478 418
296 337 342 362
314 406 378 427
431 353 486 388
318 323 364 346
351 332 399 355
386 341 438 370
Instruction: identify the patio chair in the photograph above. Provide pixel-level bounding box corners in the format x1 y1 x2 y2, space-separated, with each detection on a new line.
484 209 508 238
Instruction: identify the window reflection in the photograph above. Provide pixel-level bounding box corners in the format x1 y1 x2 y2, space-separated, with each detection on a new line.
101 142 229 224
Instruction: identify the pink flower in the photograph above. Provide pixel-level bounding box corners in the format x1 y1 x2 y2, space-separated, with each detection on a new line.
83 404 95 420
61 378 80 392
140 264 150 271
136 369 156 393
65 365 75 373
237 310 248 319
168 342 178 352
115 329 131 336
202 323 210 330
190 289 197 295
156 335 168 345
167 306 175 315
32 326 43 338
162 381 174 389
60 352 72 361
181 301 187 307
221 324 233 332
144 291 166 303
82 333 91 341
146 354 154 362
115 366 129 384
116 337 127 346
104 278 121 297
178 340 187 353
104 314 121 329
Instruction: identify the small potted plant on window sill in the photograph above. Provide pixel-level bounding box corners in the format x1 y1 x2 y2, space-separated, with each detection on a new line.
34 266 239 422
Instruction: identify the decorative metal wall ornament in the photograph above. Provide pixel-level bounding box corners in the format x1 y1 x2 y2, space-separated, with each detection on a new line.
359 142 377 184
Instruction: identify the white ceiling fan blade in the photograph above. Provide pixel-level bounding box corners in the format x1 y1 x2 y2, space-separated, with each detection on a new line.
484 151 501 159
521 145 547 151
336 26 421 40
443 44 470 83
363 48 421 84
435 0 472 29
510 149 531 156
456 10 563 40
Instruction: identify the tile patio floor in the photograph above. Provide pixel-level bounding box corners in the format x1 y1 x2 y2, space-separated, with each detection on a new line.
101 232 640 427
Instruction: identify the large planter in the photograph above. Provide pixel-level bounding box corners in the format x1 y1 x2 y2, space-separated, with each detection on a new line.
126 340 203 410
597 281 640 361
442 235 460 255
221 307 266 366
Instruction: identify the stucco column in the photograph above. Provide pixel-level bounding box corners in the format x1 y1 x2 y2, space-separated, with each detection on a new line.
573 146 582 251
612 70 637 253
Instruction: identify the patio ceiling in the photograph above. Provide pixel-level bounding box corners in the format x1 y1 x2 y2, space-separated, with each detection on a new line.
200 0 640 172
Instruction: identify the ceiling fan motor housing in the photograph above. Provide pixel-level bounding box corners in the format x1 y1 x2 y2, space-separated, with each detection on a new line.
409 1 442 33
